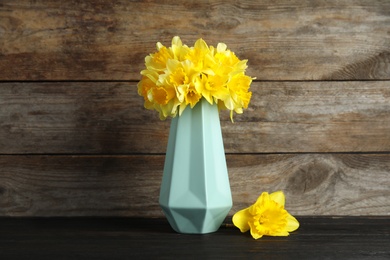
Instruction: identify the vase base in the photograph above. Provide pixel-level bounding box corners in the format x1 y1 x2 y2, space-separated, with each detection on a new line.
160 205 231 234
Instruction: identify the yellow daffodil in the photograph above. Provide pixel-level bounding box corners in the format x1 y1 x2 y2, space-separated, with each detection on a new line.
137 36 254 120
232 191 299 239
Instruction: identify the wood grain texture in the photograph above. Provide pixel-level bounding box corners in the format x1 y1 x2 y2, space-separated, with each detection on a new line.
1 0 389 218
0 217 389 259
0 154 389 217
1 81 389 154
1 0 389 80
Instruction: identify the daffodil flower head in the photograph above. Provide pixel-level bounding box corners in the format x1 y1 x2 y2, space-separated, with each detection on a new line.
137 36 254 121
232 191 299 239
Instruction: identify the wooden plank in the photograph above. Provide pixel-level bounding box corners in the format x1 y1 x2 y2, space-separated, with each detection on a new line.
223 81 390 153
1 0 389 80
229 153 390 216
1 81 389 154
0 217 389 258
0 154 389 216
0 82 170 154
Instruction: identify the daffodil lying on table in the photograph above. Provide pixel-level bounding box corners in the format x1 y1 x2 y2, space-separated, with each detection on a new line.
137 36 253 121
232 191 299 239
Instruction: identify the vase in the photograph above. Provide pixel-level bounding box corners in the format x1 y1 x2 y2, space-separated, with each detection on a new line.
159 98 232 234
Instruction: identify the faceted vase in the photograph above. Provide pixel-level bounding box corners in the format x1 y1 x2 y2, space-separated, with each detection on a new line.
159 98 232 234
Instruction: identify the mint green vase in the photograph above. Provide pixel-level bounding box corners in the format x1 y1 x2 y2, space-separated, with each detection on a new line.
159 98 232 234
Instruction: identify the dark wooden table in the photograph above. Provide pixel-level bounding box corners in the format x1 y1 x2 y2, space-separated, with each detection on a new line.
0 217 389 259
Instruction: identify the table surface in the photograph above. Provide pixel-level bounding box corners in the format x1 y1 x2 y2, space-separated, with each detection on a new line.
0 217 389 259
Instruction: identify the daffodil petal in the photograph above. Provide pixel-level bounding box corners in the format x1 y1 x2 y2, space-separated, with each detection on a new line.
217 42 227 52
232 208 251 233
250 223 263 239
269 190 285 207
270 231 290 236
171 36 182 48
286 214 300 232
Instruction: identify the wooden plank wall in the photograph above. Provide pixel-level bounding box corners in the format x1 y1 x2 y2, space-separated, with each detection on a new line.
0 0 389 217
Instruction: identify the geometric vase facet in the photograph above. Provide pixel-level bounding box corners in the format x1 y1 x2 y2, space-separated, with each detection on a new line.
159 98 233 234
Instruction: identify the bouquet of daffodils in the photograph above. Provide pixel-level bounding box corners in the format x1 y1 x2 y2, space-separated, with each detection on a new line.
138 36 253 121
